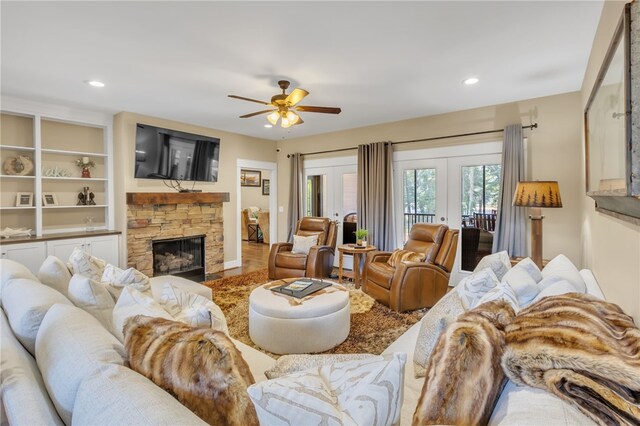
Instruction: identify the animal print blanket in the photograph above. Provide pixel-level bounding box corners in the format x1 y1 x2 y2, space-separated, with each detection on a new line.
502 293 640 426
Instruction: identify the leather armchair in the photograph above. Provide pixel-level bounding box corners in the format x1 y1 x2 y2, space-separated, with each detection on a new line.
362 223 459 312
268 217 337 280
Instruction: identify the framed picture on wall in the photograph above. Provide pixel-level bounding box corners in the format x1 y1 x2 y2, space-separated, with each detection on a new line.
262 179 270 195
15 192 33 207
241 169 261 187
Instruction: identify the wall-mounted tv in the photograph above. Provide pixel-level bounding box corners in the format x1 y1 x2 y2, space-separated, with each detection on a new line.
134 124 220 182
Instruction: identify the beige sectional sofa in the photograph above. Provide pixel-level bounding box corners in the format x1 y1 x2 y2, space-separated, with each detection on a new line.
0 258 602 425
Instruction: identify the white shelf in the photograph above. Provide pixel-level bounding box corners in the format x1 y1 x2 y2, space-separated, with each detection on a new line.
41 148 107 157
0 206 36 210
42 205 107 209
41 177 106 181
0 145 35 151
0 174 35 179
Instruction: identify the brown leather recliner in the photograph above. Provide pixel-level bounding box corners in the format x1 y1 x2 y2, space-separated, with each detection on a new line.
268 217 337 280
362 223 459 312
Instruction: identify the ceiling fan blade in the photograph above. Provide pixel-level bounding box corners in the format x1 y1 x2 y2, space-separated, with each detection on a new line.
296 105 342 114
294 117 304 125
228 95 271 105
285 88 309 106
239 109 276 118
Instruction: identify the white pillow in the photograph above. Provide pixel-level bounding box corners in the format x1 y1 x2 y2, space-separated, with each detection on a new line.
531 279 581 304
35 304 125 425
0 258 38 287
414 290 465 377
501 257 542 306
247 353 406 426
37 256 72 296
2 278 72 355
541 254 586 293
265 354 380 380
101 264 150 300
111 287 173 342
67 274 115 331
473 250 512 280
476 282 519 313
68 248 105 281
455 268 500 309
291 234 318 255
537 274 567 291
158 283 229 334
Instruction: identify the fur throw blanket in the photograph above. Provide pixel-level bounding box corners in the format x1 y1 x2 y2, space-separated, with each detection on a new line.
502 293 640 426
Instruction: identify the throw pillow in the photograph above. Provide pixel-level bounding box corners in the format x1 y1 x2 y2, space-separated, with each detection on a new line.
413 301 515 426
248 353 406 426
387 249 426 267
67 274 115 331
123 315 258 426
474 250 512 280
101 264 150 300
37 256 72 297
455 268 500 309
111 287 173 342
68 247 106 281
537 274 567 291
477 282 520 313
501 257 542 307
541 254 587 293
531 279 579 304
291 234 318 255
413 290 465 377
0 259 38 304
264 354 379 379
158 283 229 334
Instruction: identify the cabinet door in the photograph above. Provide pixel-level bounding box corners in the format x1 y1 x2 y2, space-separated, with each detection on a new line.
86 235 119 266
46 238 87 263
1 242 47 275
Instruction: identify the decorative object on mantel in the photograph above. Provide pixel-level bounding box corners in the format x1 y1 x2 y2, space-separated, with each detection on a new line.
77 186 96 206
15 192 33 207
42 166 72 177
0 227 32 238
512 181 563 269
75 157 95 178
3 155 34 176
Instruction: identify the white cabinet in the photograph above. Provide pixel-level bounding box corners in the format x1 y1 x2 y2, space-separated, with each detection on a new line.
1 242 47 275
46 235 119 266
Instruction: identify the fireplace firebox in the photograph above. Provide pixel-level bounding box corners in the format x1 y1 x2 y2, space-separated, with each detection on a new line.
152 235 205 281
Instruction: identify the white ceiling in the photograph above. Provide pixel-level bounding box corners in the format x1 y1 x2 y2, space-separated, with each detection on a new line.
1 1 603 141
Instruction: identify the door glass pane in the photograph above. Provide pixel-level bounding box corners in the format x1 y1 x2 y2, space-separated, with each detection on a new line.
306 175 325 217
402 168 436 240
342 173 358 244
460 164 501 271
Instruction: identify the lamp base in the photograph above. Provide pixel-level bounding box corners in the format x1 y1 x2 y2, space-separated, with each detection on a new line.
529 207 543 269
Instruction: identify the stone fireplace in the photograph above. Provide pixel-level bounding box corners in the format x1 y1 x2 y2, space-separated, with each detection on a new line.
126 192 230 278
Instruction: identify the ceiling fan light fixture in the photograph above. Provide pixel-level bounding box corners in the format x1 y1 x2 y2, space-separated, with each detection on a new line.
267 111 280 125
286 110 299 124
281 116 292 128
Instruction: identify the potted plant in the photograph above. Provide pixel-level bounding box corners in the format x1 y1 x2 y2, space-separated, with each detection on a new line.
354 228 368 247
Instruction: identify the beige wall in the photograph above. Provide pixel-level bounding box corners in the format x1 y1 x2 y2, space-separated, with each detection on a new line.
277 91 584 265
580 0 640 322
113 112 276 268
241 169 271 210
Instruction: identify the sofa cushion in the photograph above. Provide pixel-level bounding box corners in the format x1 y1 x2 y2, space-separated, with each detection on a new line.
73 363 206 425
158 282 228 334
455 268 500 309
67 273 115 331
541 254 587 293
501 257 542 306
291 234 318 254
474 251 511 280
248 352 406 426
387 249 426 267
101 263 151 300
35 304 125 424
124 315 258 426
149 275 212 301
530 280 580 304
264 353 379 379
67 247 105 281
367 262 395 289
2 277 72 355
275 251 308 269
111 287 173 342
0 259 38 305
0 309 64 426
37 256 72 297
477 282 520 313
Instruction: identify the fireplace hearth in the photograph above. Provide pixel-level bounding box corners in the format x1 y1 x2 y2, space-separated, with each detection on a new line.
153 235 205 281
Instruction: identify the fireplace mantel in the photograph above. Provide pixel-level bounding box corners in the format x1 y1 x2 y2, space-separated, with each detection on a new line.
126 192 230 205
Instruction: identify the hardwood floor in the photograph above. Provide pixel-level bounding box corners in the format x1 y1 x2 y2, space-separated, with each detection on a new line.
219 241 270 278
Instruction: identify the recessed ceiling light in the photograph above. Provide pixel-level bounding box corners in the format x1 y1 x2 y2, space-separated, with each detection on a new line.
86 80 105 88
264 124 273 128
463 77 479 85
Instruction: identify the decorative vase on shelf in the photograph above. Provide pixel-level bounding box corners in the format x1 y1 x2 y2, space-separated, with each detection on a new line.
361 240 367 247
76 157 95 178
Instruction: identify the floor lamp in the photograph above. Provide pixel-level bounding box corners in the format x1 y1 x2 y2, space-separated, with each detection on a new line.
512 181 563 268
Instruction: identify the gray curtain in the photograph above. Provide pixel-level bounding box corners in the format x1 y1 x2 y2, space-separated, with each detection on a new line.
287 153 304 242
357 142 395 251
492 124 526 256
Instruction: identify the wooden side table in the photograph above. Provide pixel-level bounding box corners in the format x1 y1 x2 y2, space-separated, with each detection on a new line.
337 244 376 289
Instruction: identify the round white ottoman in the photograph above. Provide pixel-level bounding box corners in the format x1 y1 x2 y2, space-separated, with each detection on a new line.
249 282 350 354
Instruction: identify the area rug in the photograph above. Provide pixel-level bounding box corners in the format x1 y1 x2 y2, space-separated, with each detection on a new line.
203 269 426 357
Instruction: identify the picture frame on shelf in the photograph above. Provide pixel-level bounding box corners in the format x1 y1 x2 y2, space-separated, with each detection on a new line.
15 192 33 207
42 192 58 206
262 179 270 195
241 169 261 187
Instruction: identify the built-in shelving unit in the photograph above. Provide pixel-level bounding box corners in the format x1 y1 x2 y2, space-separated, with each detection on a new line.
0 99 114 236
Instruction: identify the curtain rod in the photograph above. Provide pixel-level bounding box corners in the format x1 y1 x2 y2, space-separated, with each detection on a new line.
286 123 538 158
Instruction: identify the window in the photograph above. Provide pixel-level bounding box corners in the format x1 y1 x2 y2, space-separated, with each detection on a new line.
461 164 501 226
402 168 436 239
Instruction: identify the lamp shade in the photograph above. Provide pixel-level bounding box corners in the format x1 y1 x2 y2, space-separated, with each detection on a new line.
512 181 563 208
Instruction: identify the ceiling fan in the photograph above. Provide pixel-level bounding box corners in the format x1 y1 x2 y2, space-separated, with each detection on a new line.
228 80 341 128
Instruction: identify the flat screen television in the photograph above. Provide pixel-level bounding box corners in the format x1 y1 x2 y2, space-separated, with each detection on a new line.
134 123 220 182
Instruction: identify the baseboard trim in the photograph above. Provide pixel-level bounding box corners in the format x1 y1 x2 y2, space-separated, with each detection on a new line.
224 260 241 270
